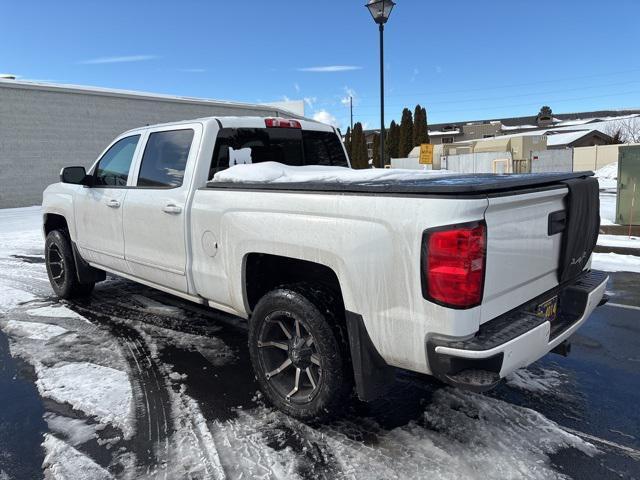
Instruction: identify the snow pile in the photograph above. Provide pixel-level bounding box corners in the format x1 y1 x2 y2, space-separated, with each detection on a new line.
592 252 640 273
599 192 617 225
212 161 452 184
594 162 618 190
36 362 134 439
44 413 99 447
506 367 567 394
3 320 68 341
42 434 113 480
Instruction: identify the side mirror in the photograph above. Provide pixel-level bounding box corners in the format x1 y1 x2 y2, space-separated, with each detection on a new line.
60 166 91 186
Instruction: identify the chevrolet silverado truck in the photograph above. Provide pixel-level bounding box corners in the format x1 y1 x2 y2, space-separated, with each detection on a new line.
42 116 607 420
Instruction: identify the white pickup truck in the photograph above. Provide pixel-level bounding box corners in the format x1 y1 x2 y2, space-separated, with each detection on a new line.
43 116 608 420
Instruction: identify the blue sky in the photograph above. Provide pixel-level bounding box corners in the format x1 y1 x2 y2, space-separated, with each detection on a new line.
2 0 640 129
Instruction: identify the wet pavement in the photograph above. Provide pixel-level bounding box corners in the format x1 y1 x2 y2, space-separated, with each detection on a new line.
0 249 639 479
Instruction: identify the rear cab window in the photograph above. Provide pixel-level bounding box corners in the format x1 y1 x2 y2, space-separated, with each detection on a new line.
137 129 195 188
209 127 348 179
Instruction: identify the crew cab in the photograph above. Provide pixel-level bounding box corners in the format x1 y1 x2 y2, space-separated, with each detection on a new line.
42 116 607 420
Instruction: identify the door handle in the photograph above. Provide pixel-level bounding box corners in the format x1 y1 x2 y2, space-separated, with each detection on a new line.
106 199 121 208
162 203 182 214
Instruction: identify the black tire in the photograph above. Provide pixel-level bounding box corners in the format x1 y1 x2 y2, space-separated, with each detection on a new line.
249 284 353 422
45 230 95 299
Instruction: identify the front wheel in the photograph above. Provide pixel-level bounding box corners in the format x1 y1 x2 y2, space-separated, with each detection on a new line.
45 230 94 299
248 285 353 422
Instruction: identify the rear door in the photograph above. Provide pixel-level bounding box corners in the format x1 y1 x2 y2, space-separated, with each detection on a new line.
74 134 141 271
480 187 567 323
123 124 201 292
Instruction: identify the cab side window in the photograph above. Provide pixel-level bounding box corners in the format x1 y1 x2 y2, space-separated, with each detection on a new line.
94 135 140 186
137 129 195 188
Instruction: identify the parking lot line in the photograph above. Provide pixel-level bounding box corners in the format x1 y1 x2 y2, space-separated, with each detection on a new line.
605 302 640 312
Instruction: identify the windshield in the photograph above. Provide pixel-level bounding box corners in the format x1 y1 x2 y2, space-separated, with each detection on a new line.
209 128 348 179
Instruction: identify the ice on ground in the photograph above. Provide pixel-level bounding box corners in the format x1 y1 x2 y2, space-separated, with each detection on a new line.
592 252 640 273
595 162 618 191
131 294 184 317
3 320 67 341
27 305 85 320
0 206 43 258
42 434 113 480
599 192 617 225
0 470 9 480
44 413 98 446
212 161 452 184
506 367 567 394
36 362 134 439
0 286 36 313
597 234 640 249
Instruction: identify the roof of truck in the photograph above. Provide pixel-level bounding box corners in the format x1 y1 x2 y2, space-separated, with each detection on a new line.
121 116 335 135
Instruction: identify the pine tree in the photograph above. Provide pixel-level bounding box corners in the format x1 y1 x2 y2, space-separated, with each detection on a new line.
385 120 400 161
398 108 414 157
413 104 429 146
372 133 380 167
344 126 352 158
349 122 368 169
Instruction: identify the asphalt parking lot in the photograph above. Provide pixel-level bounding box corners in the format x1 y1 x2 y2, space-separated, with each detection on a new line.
0 216 639 479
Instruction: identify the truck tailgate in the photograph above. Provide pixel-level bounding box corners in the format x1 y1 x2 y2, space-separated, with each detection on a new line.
481 177 600 323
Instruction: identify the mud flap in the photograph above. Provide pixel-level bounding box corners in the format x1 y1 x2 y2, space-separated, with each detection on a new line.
558 177 600 283
71 241 106 284
345 311 395 401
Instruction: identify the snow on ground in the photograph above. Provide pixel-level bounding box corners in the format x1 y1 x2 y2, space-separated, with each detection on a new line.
36 362 134 439
3 320 68 340
594 162 618 191
0 206 43 257
597 234 640 249
44 413 99 447
27 305 86 320
592 252 640 273
212 161 452 184
506 367 567 394
42 434 113 480
0 285 36 313
599 192 617 225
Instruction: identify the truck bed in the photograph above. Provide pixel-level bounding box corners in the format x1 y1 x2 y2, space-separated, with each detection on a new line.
206 171 594 196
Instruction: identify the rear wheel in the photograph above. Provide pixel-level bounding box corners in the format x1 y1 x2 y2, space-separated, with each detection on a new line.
45 230 94 299
248 285 352 421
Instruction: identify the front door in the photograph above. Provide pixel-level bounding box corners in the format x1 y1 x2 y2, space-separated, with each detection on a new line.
123 126 198 293
74 134 141 271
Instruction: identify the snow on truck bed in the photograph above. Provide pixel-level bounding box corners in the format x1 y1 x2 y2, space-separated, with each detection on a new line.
209 162 595 194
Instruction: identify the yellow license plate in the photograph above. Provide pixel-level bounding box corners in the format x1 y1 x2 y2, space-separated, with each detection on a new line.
536 296 558 322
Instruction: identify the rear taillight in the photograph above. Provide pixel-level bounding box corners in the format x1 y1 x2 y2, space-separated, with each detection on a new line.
422 222 486 309
265 118 302 129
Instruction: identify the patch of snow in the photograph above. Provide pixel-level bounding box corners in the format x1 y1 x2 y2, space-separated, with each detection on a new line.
595 162 618 190
212 161 452 184
591 252 640 273
0 469 9 480
0 206 43 258
36 362 134 439
42 434 113 480
506 367 566 394
0 286 36 313
3 320 68 341
168 372 187 381
44 413 98 446
26 305 85 320
597 234 640 249
131 295 184 318
599 192 617 225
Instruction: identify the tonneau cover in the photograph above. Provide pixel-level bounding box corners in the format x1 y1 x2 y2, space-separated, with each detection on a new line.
207 171 594 196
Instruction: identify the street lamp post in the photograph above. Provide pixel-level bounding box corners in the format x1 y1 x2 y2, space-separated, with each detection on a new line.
366 0 395 168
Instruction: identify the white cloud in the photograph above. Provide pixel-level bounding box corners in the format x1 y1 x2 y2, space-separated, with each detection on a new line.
303 96 317 108
340 86 358 106
294 82 300 93
179 68 206 73
435 65 443 74
410 68 419 82
80 55 159 65
297 65 362 73
282 95 291 102
312 110 339 128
